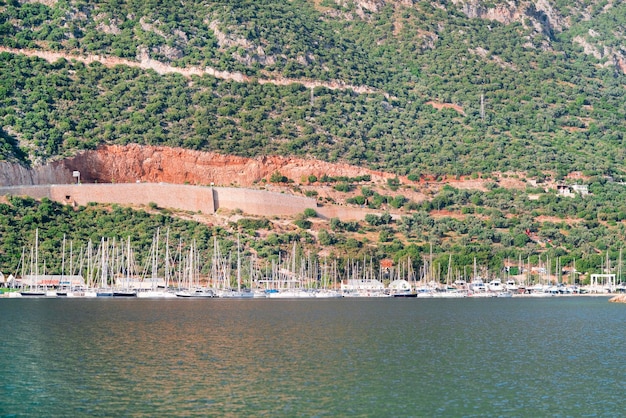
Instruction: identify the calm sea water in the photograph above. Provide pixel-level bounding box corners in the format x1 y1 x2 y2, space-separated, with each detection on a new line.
0 297 623 417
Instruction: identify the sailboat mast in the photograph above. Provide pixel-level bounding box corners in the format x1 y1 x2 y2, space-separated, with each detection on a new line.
164 229 170 289
237 235 241 292
35 228 39 280
61 234 66 285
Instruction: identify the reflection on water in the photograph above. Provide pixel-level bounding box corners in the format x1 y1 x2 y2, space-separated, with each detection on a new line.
0 298 624 416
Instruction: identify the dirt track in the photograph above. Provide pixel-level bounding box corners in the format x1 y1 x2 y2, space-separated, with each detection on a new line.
0 46 384 95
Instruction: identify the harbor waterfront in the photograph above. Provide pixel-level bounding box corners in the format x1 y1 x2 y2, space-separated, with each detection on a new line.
0 297 624 416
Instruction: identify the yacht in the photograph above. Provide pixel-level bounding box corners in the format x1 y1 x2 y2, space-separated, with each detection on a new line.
488 279 503 292
505 279 519 292
176 288 217 298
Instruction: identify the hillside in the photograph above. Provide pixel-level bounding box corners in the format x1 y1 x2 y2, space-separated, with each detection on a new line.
3 143 626 283
1 0 625 175
2 1 626 281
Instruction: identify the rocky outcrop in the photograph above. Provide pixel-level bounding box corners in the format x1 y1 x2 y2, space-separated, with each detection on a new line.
0 161 73 186
573 32 626 75
609 294 626 303
453 0 526 25
452 0 567 38
59 144 396 186
208 19 275 66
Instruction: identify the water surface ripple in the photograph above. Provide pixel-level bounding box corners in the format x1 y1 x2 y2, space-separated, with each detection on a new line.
0 297 623 416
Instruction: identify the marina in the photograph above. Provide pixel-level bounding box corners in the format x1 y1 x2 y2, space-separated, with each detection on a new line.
3 275 624 299
2 229 626 299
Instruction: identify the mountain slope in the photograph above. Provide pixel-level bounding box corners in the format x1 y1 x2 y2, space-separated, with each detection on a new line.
0 0 625 177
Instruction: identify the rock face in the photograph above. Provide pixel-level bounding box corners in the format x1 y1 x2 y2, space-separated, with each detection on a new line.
60 144 395 186
452 0 566 35
609 294 626 303
0 161 73 186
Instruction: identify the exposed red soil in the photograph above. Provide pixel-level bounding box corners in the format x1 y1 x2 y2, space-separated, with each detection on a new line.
425 101 465 115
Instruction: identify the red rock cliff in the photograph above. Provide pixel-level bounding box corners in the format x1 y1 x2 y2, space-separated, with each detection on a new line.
61 144 395 186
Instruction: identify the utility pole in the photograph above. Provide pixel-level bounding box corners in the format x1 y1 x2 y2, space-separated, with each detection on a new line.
480 93 485 120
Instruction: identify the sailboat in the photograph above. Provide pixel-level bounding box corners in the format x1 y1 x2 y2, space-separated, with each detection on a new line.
55 236 85 297
96 238 114 297
218 236 253 299
20 229 47 297
176 240 216 298
137 229 175 298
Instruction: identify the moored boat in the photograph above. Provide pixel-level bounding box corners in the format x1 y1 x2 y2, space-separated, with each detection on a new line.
392 291 417 298
176 288 216 298
218 288 254 299
488 279 503 292
20 290 46 297
113 289 138 297
505 279 519 292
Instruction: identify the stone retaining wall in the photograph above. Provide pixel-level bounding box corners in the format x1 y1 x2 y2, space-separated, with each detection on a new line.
0 183 315 217
213 187 314 216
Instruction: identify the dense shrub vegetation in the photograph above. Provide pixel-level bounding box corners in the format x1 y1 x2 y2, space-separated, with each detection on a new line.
1 1 625 176
2 1 626 280
3 179 626 282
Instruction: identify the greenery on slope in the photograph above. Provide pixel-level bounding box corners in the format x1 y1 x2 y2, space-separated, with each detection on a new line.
1 49 625 177
3 175 626 283
0 0 625 176
2 0 626 280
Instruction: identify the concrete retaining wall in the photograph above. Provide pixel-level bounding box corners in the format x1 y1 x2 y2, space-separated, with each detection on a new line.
213 187 314 216
0 183 316 217
0 185 53 200
50 183 216 213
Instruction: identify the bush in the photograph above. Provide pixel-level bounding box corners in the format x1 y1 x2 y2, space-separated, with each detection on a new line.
317 229 336 245
389 195 406 209
379 228 392 242
387 177 400 191
237 218 271 230
361 186 374 197
294 218 312 229
365 213 381 226
347 195 366 205
270 171 288 183
330 217 342 231
334 182 352 192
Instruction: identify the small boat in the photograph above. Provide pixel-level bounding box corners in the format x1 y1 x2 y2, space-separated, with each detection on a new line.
469 278 487 293
96 289 114 297
392 291 417 298
56 289 86 298
136 289 176 298
264 288 318 298
20 290 46 297
488 279 503 292
218 289 254 299
495 291 513 298
313 289 343 298
113 290 137 297
505 280 519 292
176 288 217 298
432 289 466 298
